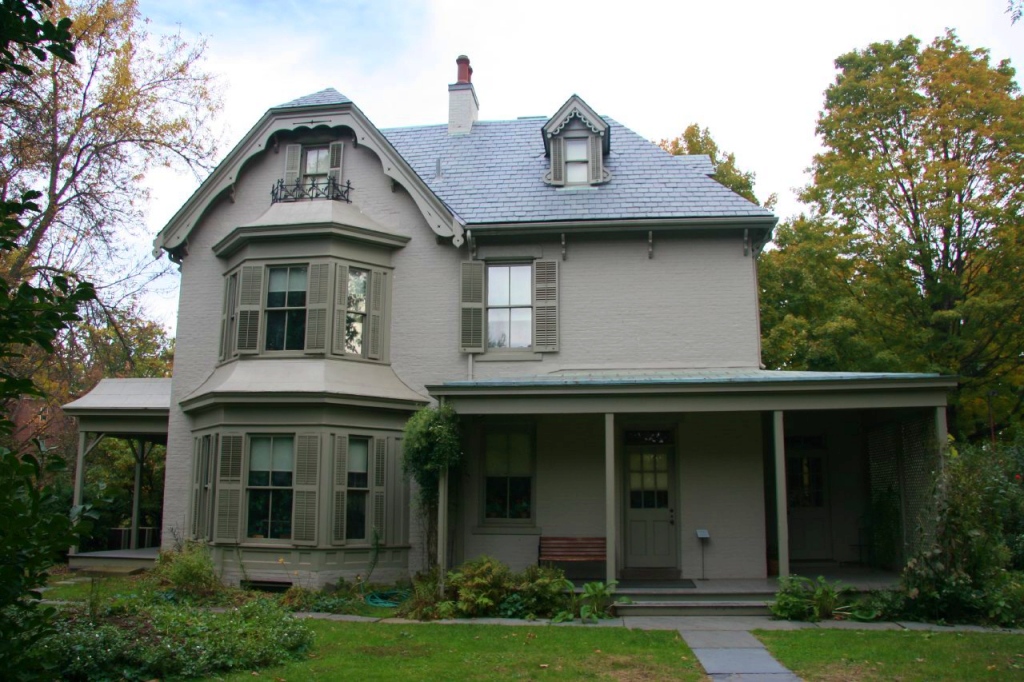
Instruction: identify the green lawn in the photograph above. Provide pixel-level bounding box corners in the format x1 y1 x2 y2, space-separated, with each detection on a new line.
211 620 705 681
756 629 1024 681
43 574 144 601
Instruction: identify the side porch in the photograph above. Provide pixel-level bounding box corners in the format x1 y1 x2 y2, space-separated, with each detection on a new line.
429 369 955 591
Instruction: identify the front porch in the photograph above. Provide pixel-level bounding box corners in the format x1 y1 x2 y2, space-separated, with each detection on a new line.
67 547 160 574
429 369 955 586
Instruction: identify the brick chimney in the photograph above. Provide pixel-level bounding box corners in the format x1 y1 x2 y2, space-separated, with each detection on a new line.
448 55 478 135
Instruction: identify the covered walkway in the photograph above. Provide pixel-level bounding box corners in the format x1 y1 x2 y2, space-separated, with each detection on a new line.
63 378 171 558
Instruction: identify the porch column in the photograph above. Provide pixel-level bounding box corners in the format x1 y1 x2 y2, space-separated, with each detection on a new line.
773 411 790 578
130 439 144 550
935 406 948 467
70 432 87 555
604 413 616 584
437 466 449 593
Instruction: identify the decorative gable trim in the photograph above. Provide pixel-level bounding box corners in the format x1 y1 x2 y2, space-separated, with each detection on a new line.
542 95 610 156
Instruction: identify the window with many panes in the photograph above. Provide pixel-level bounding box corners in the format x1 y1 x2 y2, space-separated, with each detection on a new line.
221 260 388 360
302 146 329 188
246 435 294 539
487 264 532 349
483 430 533 521
564 138 589 185
265 266 307 351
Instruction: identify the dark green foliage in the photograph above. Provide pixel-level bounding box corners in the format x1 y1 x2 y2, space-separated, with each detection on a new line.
769 575 853 622
0 0 75 75
398 558 572 621
401 403 462 510
150 541 222 602
36 600 314 681
899 440 1024 626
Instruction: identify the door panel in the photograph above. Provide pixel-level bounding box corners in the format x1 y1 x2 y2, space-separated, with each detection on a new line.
787 452 832 561
624 437 677 569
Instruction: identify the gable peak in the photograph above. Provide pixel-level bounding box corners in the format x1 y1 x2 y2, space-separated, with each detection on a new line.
542 94 609 155
276 87 352 110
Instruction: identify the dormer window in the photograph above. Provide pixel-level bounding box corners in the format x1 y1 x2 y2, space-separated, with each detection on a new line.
542 94 611 187
564 138 589 185
302 146 330 188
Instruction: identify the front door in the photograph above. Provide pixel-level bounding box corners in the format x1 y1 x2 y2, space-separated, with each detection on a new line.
624 431 677 569
787 452 832 561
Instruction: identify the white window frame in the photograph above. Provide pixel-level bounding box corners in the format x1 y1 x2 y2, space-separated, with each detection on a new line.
485 262 533 351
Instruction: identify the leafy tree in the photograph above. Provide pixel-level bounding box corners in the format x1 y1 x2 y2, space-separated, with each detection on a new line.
0 0 220 294
0 2 96 675
761 32 1024 439
660 124 777 209
1009 1 1022 24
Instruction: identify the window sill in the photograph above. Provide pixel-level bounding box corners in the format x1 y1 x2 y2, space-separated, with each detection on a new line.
476 351 543 362
472 525 541 536
556 185 598 192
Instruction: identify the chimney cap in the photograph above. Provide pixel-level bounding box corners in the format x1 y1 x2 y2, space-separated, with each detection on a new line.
455 55 472 84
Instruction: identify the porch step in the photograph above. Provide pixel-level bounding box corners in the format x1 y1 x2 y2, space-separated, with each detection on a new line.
615 600 771 617
71 565 149 577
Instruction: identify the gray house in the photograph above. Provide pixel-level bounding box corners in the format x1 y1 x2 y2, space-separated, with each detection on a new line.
99 56 953 587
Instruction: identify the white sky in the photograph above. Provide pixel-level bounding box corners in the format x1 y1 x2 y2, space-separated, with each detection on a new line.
136 0 1024 333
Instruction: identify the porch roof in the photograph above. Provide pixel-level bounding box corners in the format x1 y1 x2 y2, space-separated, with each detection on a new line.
428 368 956 414
63 378 171 437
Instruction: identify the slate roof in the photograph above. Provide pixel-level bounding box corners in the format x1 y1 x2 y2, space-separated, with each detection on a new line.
382 118 773 226
276 87 352 109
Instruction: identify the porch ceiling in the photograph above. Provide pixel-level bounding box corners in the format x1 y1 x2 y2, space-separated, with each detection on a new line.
428 369 956 414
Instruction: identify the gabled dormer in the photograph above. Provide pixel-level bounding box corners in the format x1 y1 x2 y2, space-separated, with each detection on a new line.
542 95 611 187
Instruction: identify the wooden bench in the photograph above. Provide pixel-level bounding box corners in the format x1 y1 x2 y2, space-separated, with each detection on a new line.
538 537 606 564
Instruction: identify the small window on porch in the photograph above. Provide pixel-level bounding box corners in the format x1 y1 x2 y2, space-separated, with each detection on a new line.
484 431 532 520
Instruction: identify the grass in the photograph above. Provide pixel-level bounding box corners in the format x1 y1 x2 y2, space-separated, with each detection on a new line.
756 629 1024 681
43 574 145 601
210 620 705 681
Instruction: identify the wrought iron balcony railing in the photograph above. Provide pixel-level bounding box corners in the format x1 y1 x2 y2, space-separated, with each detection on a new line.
271 177 353 204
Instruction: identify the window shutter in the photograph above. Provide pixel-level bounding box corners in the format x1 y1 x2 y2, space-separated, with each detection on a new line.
213 434 243 544
292 433 320 545
550 137 565 186
304 263 329 353
332 435 348 545
332 264 349 355
372 437 387 541
367 270 386 360
191 437 202 538
533 259 559 352
460 261 485 353
284 144 301 187
235 265 263 354
328 142 344 187
589 135 603 183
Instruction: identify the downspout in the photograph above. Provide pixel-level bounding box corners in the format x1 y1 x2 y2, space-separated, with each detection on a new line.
466 229 474 381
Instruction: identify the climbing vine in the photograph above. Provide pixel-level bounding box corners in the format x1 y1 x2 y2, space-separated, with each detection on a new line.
402 403 462 510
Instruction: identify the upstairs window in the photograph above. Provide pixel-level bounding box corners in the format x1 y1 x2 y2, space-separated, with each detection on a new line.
302 147 330 188
222 260 387 360
487 264 532 349
460 260 558 355
265 266 307 351
564 138 589 185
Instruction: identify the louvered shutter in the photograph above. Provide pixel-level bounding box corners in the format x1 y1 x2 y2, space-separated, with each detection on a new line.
304 263 329 352
235 265 263 354
191 437 202 538
589 135 603 183
332 264 349 355
460 261 485 353
213 434 243 543
292 433 320 545
550 137 565 186
328 142 344 188
371 437 387 541
367 269 386 360
533 259 559 352
284 144 301 188
332 435 348 545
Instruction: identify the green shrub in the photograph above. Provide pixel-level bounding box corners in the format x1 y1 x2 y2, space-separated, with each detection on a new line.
769 575 852 622
899 440 1024 626
151 541 222 601
38 599 314 680
448 555 511 617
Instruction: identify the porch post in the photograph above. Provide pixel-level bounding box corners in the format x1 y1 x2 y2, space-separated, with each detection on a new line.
71 431 87 555
437 466 449 592
130 438 144 550
773 411 790 578
604 413 616 584
934 406 948 467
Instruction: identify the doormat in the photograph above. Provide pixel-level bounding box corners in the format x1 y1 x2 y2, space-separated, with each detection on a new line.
613 579 697 589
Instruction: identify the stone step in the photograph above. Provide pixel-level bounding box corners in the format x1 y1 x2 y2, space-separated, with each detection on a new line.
619 591 774 603
615 600 772 617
